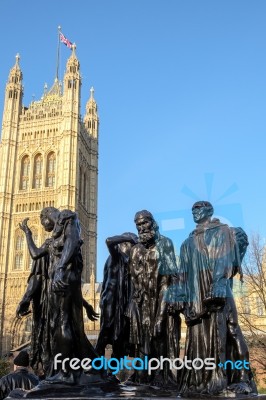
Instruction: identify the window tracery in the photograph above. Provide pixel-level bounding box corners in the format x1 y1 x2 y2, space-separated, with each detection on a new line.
46 152 56 187
20 156 30 190
33 154 43 189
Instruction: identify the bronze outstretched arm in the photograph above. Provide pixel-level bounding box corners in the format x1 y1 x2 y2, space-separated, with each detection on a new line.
83 299 99 321
106 233 137 257
19 218 48 259
16 274 42 318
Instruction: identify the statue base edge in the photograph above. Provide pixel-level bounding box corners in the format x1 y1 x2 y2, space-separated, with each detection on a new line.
6 379 264 399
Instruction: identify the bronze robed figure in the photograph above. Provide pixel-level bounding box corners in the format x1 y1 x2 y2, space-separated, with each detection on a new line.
17 207 99 383
178 201 257 397
96 232 138 361
125 210 182 386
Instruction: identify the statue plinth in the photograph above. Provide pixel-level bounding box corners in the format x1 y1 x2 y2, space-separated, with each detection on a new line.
7 381 263 399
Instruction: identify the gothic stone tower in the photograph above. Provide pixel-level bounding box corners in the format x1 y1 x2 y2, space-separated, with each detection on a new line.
0 48 99 354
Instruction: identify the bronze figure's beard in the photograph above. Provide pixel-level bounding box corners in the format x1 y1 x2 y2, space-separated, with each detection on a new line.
139 229 156 245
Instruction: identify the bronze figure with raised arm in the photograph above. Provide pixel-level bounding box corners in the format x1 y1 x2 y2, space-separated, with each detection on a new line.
17 207 99 383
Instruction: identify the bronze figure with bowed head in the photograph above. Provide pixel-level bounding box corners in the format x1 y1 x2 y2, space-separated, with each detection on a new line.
96 232 138 361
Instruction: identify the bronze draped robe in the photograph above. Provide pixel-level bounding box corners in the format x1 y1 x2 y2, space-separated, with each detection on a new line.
179 219 251 396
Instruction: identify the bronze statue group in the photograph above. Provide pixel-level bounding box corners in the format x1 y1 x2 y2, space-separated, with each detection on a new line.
14 201 257 398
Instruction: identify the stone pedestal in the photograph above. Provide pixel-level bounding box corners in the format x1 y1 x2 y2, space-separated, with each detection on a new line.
6 381 265 399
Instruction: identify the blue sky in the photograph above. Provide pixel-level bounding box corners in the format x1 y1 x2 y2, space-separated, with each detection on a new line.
1 0 266 281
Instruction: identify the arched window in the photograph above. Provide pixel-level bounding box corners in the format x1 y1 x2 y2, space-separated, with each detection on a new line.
33 154 43 189
14 235 24 270
20 156 30 190
257 297 264 316
79 167 82 201
90 175 96 212
46 152 56 187
243 297 250 314
83 172 87 206
16 235 24 251
15 254 23 270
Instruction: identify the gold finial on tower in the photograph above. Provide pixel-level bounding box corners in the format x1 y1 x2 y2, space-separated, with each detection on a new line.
15 53 20 66
71 43 77 52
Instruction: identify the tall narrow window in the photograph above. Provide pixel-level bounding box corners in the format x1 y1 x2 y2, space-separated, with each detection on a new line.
14 235 24 270
33 154 43 189
20 156 30 190
46 152 56 187
90 175 96 212
243 297 250 314
15 254 23 270
83 173 87 206
79 167 82 201
257 297 264 316
16 235 24 251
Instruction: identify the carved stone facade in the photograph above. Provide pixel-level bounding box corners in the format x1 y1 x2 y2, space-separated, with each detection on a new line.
0 49 99 355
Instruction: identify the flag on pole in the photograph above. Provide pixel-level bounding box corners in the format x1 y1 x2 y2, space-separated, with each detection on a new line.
59 31 72 49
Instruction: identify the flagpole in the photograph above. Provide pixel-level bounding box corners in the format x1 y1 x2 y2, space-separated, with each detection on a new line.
56 25 61 81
